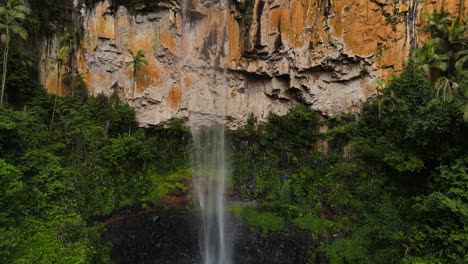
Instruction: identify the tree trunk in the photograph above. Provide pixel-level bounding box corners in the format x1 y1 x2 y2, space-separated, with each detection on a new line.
449 49 455 76
105 120 110 140
128 121 132 136
71 56 75 96
128 69 136 136
50 64 61 133
1 40 10 105
129 70 136 136
132 70 136 101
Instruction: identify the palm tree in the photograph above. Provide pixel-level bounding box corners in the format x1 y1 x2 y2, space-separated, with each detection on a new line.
421 11 450 40
412 40 449 81
41 46 70 132
426 15 467 75
0 0 30 105
125 49 148 102
413 11 467 101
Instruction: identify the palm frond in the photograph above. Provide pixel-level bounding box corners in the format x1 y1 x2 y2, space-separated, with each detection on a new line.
455 56 468 72
58 46 70 56
422 12 450 35
8 12 26 20
448 16 460 42
0 0 29 41
420 64 431 77
454 50 468 72
13 5 30 15
41 57 57 71
136 49 144 56
463 104 468 123
41 57 56 65
126 49 148 70
431 60 448 72
61 31 73 43
125 61 133 69
10 23 27 39
377 98 385 118
435 77 452 102
377 97 395 118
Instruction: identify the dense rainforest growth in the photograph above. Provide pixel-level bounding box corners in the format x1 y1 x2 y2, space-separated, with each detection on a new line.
0 0 467 263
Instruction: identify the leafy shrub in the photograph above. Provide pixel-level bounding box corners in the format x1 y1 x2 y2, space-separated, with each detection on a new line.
231 205 285 235
292 214 335 238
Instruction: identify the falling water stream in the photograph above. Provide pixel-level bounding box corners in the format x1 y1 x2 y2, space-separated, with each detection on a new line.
189 36 232 264
181 0 232 262
191 124 231 264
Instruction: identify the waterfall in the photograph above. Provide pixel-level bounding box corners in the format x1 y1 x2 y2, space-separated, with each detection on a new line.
181 0 232 261
191 123 231 264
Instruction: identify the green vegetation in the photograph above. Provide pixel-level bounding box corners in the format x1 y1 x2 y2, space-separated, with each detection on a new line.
125 49 148 103
143 168 191 202
231 205 285 234
84 0 162 15
292 214 335 238
0 51 190 262
28 0 74 37
0 3 466 263
61 28 82 97
230 10 467 263
42 46 70 132
0 0 30 105
231 67 467 262
413 11 467 101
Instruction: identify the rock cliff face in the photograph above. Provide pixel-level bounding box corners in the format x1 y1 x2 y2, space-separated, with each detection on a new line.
40 0 466 127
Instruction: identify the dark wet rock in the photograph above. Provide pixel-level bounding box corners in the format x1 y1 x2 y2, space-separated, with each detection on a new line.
102 209 200 264
232 224 316 264
102 208 316 264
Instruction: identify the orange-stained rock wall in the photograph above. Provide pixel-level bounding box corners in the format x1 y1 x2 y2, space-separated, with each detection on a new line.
40 0 466 127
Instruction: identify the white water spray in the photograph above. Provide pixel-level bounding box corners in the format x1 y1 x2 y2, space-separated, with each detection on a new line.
181 0 232 262
191 123 231 264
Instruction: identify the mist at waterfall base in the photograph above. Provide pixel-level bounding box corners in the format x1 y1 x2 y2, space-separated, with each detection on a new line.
191 123 232 264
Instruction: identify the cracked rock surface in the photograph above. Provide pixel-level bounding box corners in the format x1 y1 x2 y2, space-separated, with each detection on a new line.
39 0 466 127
